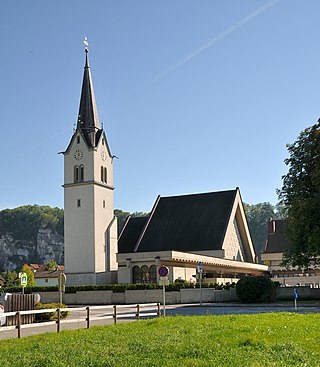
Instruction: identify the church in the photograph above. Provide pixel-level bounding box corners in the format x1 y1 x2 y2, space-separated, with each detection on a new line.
63 47 268 285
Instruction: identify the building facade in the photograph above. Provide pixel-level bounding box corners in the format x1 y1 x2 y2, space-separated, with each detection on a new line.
261 219 320 287
63 49 118 285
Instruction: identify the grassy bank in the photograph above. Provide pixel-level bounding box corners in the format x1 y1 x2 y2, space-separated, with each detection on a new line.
1 313 320 366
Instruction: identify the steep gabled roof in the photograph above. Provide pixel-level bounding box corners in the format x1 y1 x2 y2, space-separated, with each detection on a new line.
264 219 292 253
119 189 238 254
118 216 149 253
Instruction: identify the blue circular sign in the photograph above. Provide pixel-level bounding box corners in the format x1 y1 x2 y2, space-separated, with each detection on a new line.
158 265 169 277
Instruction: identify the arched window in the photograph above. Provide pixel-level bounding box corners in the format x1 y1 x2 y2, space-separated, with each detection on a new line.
74 166 79 182
141 265 150 284
150 265 157 283
77 136 80 144
101 166 104 182
80 165 84 181
104 167 107 183
132 266 142 284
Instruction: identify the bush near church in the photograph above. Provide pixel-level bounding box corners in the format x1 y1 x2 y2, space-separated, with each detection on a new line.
34 302 69 322
236 276 276 303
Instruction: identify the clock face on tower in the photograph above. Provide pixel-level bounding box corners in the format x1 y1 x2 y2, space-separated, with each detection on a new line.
74 149 83 161
101 151 106 161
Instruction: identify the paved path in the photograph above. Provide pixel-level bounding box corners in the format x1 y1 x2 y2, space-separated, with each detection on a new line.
1 303 320 340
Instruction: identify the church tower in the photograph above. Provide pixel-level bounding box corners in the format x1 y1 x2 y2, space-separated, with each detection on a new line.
63 46 118 285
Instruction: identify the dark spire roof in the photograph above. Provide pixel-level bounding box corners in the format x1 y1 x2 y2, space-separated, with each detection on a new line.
77 48 101 147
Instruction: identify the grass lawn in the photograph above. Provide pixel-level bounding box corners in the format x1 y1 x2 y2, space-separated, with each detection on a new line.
1 313 320 367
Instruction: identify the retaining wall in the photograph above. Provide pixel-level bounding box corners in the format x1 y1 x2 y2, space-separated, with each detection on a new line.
33 286 320 306
38 288 236 305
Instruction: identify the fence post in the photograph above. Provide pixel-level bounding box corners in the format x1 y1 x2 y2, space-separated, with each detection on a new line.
157 303 161 318
136 304 140 320
16 311 21 339
57 308 61 333
113 305 117 324
86 306 90 329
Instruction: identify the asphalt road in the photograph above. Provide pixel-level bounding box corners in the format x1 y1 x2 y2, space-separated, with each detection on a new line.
1 303 320 340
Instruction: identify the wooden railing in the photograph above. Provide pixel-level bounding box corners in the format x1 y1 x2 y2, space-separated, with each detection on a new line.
0 303 161 339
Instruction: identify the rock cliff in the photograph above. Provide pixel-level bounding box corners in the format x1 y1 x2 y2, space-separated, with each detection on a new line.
0 229 64 272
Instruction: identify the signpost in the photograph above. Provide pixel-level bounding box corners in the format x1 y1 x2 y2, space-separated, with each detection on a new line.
158 266 169 316
19 272 27 294
58 273 67 305
294 288 298 310
197 261 203 306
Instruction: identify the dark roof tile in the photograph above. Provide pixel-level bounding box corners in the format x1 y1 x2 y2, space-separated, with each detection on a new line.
118 216 149 253
264 220 292 253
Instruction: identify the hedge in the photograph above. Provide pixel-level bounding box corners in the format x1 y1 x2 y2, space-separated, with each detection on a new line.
1 281 236 294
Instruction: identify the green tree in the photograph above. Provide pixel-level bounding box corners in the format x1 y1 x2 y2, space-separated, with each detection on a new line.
278 121 320 268
114 209 148 234
244 202 276 255
1 271 18 287
0 205 64 241
20 264 36 287
114 209 131 234
46 260 58 271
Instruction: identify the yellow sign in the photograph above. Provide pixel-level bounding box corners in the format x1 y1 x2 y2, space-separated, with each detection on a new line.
20 273 27 287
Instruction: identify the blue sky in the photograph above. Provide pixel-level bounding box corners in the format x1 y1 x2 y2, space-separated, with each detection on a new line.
1 0 319 213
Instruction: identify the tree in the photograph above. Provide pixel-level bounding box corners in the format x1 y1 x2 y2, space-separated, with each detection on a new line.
114 209 148 234
0 205 64 241
20 264 36 287
244 202 276 255
278 121 320 268
1 271 18 287
46 260 58 271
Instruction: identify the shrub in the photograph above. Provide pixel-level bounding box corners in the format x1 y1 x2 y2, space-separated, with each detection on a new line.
34 302 69 322
236 276 276 303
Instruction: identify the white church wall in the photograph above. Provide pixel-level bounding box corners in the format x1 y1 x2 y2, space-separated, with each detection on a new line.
64 185 95 274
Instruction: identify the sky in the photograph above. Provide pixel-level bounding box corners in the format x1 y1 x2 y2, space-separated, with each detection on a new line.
1 0 320 213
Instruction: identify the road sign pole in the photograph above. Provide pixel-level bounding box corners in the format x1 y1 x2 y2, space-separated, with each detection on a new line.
198 261 203 306
163 284 166 317
199 273 202 306
158 265 169 317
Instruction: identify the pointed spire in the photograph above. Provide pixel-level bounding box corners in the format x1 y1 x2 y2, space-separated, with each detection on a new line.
77 41 100 147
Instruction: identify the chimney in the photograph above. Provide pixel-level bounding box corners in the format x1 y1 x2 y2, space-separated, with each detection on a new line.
267 218 276 234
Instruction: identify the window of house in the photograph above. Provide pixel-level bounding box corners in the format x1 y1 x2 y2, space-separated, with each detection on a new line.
104 167 107 183
80 165 84 181
74 166 79 182
77 199 81 207
103 200 106 208
77 136 80 144
102 138 105 145
101 166 104 182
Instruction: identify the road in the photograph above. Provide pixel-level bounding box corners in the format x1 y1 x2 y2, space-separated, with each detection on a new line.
1 302 320 340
